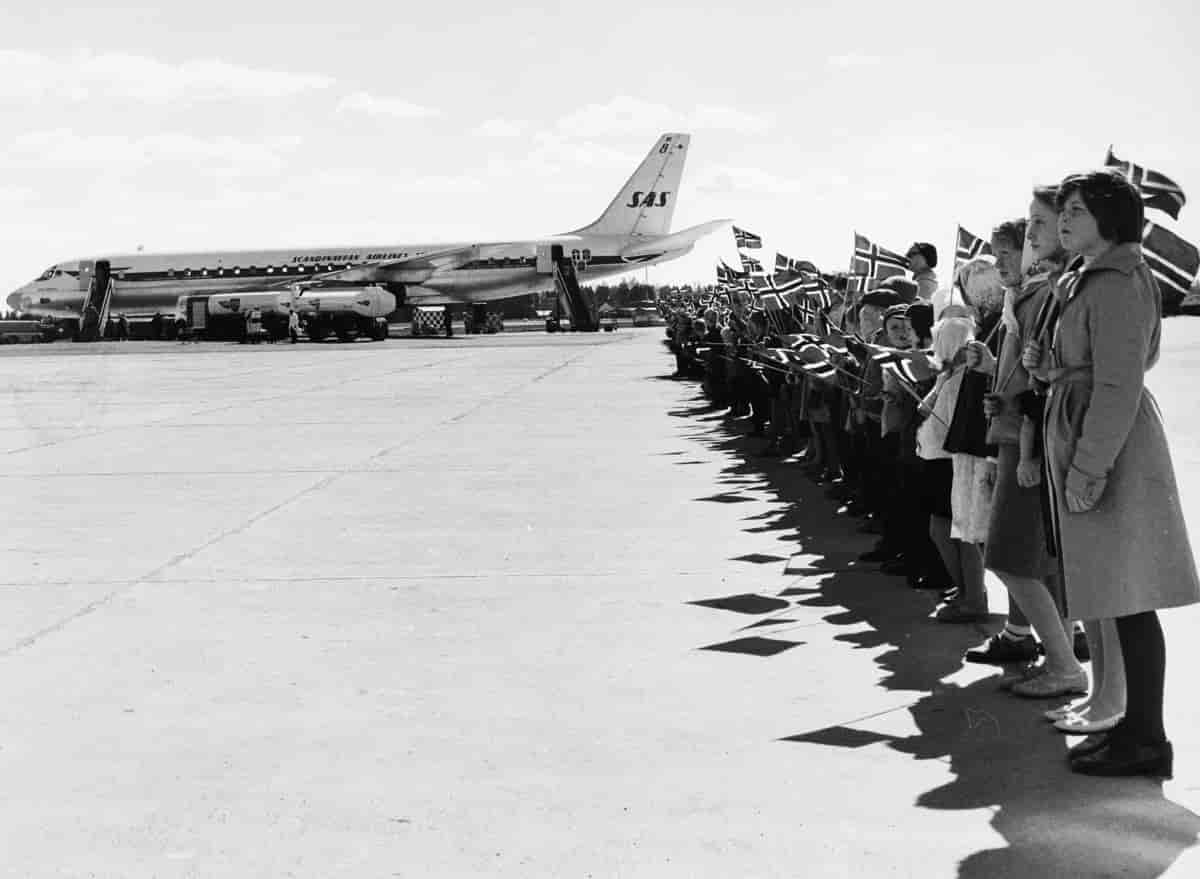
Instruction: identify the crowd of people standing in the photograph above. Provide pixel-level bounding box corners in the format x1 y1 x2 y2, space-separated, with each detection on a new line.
664 168 1198 779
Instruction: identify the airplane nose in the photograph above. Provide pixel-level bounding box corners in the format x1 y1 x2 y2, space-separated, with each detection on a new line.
7 289 25 311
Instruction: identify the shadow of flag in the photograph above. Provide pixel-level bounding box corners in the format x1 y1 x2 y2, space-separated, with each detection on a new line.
696 493 755 503
699 636 804 657
689 593 791 614
780 725 897 748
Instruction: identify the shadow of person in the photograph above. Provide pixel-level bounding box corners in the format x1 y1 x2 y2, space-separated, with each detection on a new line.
666 378 1200 878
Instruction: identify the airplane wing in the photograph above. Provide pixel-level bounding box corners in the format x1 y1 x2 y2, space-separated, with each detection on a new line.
285 236 586 289
620 219 732 258
297 244 482 287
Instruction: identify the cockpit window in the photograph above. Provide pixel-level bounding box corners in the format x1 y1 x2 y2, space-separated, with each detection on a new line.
36 267 55 281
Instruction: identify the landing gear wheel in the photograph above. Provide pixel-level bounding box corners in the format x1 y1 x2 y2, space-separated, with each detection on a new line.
335 325 359 343
307 324 328 342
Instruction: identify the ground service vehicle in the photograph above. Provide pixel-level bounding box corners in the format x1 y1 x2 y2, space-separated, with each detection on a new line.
292 287 394 342
0 319 46 344
206 291 294 340
175 292 295 341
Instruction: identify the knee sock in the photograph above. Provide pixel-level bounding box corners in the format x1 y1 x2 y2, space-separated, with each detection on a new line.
1006 593 1032 633
1002 622 1033 640
958 542 987 611
1114 610 1166 743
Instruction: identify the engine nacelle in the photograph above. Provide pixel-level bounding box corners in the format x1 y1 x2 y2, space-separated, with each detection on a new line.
381 282 407 307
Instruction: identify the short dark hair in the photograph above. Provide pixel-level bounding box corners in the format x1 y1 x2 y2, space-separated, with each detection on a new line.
907 242 938 268
1031 184 1058 211
1055 169 1143 244
991 218 1026 251
907 301 934 338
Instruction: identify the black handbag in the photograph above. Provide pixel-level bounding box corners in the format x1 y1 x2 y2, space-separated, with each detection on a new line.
943 368 997 458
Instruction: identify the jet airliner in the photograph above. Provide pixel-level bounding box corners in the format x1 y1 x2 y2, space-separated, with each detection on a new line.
7 133 727 320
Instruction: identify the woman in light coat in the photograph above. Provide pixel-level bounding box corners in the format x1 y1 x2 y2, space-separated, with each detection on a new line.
1025 169 1200 778
917 304 990 621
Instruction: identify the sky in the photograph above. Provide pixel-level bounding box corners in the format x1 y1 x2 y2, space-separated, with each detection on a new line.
2 0 1200 300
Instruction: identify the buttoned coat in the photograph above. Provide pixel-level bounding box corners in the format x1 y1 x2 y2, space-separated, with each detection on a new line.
1044 243 1200 619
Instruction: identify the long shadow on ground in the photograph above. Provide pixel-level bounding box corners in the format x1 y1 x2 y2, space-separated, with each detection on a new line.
662 374 1200 878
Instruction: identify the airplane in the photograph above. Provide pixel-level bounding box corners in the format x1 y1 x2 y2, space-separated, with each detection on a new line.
7 132 729 322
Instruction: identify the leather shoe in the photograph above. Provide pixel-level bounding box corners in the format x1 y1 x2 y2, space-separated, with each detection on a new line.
858 546 895 562
933 601 989 623
1067 732 1111 760
964 634 1040 665
1071 738 1173 779
1054 713 1124 735
1010 668 1089 699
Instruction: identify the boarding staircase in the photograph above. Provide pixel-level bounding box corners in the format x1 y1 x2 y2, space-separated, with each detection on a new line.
80 268 115 341
553 258 597 332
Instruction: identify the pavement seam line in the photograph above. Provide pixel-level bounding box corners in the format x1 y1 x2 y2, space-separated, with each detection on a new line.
1 344 600 658
2 353 478 457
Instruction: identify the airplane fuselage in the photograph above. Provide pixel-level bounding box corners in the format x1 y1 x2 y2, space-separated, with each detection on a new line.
10 235 673 319
8 132 727 320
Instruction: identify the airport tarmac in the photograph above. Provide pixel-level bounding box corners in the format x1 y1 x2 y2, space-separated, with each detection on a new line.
4 324 1200 877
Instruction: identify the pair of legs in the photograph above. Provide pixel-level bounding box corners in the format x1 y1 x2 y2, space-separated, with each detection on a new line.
996 572 1082 677
929 515 986 612
1068 618 1127 721
1106 612 1166 743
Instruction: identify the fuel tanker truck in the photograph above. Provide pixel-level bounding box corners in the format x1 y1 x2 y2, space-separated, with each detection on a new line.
291 286 393 342
177 290 294 341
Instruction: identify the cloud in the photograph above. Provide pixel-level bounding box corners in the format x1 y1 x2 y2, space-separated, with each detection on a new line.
281 167 484 197
0 49 333 104
1 130 303 173
692 164 809 196
690 105 773 135
472 118 526 138
554 95 771 137
337 91 441 120
523 133 640 169
828 53 881 68
0 185 35 209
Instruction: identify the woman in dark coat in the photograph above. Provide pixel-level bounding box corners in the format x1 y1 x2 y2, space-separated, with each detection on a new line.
1028 169 1200 777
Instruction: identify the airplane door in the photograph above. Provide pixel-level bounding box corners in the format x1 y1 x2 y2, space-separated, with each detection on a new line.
535 244 555 275
77 260 93 292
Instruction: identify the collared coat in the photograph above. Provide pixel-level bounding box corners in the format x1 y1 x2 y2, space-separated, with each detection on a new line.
987 276 1056 445
1044 243 1200 619
912 269 938 302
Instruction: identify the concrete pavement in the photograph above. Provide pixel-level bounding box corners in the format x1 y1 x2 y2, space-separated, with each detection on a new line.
2 326 1200 877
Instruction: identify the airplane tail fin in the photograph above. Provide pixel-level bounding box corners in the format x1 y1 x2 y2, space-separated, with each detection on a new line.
572 133 690 239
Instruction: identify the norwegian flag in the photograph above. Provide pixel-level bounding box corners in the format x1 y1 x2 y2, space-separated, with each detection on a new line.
845 273 873 295
762 347 809 368
717 259 746 281
759 292 784 312
1107 148 1187 220
870 346 909 369
882 353 936 388
785 333 822 348
852 232 909 281
740 252 765 275
716 260 750 292
775 253 820 276
768 275 832 314
1142 220 1200 304
955 225 993 270
733 225 763 249
791 293 818 323
800 359 838 381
